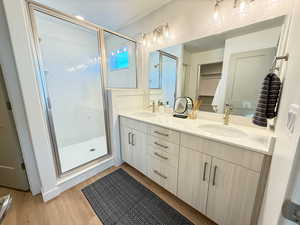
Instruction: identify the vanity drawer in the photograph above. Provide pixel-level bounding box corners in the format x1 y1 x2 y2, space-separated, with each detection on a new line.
120 116 147 133
148 156 178 195
148 136 180 156
148 125 180 144
148 146 179 168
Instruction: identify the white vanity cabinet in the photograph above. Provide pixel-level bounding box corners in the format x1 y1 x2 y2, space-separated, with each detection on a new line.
119 116 270 225
206 158 260 225
177 146 212 214
120 117 147 175
179 133 267 225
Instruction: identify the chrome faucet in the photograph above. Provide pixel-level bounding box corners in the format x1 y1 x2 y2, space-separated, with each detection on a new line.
146 101 156 113
224 104 233 125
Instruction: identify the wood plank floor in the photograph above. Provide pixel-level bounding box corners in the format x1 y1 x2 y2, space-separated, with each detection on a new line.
0 164 216 225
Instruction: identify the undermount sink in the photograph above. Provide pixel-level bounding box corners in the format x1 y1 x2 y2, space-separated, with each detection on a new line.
198 124 248 138
132 112 157 118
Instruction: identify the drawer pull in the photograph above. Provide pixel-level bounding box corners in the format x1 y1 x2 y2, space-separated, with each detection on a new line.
153 170 167 179
128 132 132 145
154 142 168 149
154 152 168 160
212 166 217 186
203 162 208 181
154 131 169 137
131 133 135 146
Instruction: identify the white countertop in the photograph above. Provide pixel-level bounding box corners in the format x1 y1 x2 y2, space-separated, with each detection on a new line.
119 111 275 155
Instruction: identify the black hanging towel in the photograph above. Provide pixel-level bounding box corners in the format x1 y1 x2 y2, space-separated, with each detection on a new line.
253 73 281 127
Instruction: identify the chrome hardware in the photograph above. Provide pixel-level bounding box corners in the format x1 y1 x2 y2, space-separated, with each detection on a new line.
131 133 135 146
154 152 168 160
0 194 12 224
282 200 300 224
153 170 167 179
47 97 52 110
154 131 169 137
270 54 289 73
128 132 132 145
203 162 208 181
154 142 168 149
224 104 233 125
212 166 217 186
146 101 156 113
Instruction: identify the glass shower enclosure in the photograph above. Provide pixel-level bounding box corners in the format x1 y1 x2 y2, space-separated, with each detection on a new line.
27 2 118 175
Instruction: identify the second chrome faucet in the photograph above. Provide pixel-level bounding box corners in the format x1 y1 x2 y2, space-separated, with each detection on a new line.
224 104 233 125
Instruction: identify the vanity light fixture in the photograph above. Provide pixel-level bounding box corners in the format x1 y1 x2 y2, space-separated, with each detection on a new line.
234 0 255 10
141 23 170 47
214 0 257 19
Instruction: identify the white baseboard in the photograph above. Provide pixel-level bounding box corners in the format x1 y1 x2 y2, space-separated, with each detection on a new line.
42 157 115 202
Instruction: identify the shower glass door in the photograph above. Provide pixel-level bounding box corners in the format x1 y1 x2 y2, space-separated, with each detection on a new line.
161 54 177 107
32 10 108 174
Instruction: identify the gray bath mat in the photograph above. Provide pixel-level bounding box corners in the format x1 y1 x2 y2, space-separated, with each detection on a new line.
82 168 194 225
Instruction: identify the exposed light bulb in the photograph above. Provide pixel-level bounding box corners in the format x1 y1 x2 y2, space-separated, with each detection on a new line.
239 0 247 12
213 0 223 20
153 32 157 43
164 24 169 38
157 35 162 44
75 15 85 21
146 40 151 47
142 34 147 46
214 3 220 20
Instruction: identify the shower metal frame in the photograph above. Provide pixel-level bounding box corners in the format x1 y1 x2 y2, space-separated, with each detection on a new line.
150 50 178 106
25 0 138 176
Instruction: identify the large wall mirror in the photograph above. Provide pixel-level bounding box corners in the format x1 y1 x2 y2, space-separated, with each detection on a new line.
148 16 285 118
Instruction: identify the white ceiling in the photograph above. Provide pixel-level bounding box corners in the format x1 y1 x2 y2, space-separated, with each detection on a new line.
35 0 172 31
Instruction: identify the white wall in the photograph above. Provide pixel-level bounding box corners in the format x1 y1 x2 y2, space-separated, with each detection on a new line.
118 0 292 89
258 0 300 224
0 0 41 194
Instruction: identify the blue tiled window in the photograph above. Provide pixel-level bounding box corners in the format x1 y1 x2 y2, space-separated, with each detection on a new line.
109 47 129 71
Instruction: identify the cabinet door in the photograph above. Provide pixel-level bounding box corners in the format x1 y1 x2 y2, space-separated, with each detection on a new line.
121 126 133 165
131 130 147 175
207 158 260 225
177 147 212 214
